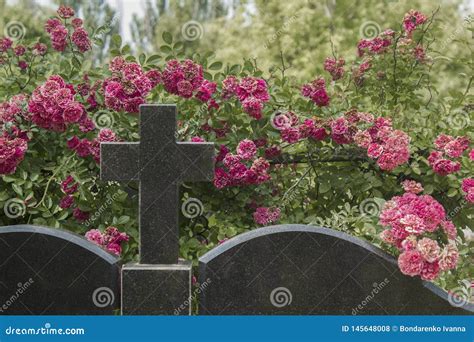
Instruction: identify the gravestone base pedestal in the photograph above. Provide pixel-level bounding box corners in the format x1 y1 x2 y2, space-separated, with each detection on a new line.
121 261 192 315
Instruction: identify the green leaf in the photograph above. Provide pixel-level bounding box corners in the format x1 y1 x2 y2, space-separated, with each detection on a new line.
146 54 160 64
12 184 23 197
112 34 122 48
139 53 146 65
162 31 173 45
209 61 223 70
424 184 434 194
2 175 16 183
117 215 130 225
319 181 331 194
447 188 458 197
160 45 172 54
72 56 82 69
121 45 131 55
57 211 69 220
173 42 184 51
229 64 241 74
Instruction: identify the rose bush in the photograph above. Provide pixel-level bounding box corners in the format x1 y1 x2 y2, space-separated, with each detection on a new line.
0 6 472 293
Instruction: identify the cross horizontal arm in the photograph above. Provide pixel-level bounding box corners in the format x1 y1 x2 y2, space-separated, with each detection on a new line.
100 142 140 181
177 142 215 182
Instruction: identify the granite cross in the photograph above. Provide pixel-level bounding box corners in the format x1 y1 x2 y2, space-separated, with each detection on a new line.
100 104 214 264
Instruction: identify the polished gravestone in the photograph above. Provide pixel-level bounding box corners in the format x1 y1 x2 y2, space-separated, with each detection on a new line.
0 225 120 315
101 104 214 264
199 224 474 315
101 104 214 314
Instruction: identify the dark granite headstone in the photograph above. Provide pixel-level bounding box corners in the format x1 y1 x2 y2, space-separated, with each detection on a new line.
101 104 214 315
199 224 474 315
0 225 120 315
121 262 192 315
101 104 214 264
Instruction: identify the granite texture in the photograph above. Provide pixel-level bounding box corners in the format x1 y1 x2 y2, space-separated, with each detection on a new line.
121 261 192 315
100 104 214 264
199 224 474 315
0 225 120 315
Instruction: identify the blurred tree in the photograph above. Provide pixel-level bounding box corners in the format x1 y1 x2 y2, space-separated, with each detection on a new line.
129 0 472 94
0 0 52 43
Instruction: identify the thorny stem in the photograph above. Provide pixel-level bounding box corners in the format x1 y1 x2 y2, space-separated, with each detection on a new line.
34 154 75 209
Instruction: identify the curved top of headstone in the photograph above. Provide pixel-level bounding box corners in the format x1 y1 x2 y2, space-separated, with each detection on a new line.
0 225 121 315
199 224 473 315
1 225 119 263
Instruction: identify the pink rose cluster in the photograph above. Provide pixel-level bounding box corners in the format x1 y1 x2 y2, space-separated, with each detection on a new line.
276 112 327 144
330 110 375 145
0 94 29 125
67 128 118 163
196 79 217 104
461 178 474 203
85 226 129 256
403 10 427 37
161 59 204 98
222 76 270 119
274 110 410 171
45 6 91 53
0 37 13 53
301 77 330 107
44 19 68 51
253 207 281 226
0 37 46 69
357 29 394 57
352 59 372 85
379 186 459 281
324 57 345 81
356 117 410 171
401 179 424 194
327 112 410 171
428 134 470 176
58 175 89 222
28 75 87 131
413 44 426 62
0 133 28 175
201 121 231 139
214 139 271 189
104 56 161 113
59 175 78 210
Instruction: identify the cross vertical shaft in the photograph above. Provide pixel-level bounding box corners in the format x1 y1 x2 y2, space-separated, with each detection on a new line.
100 104 214 264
